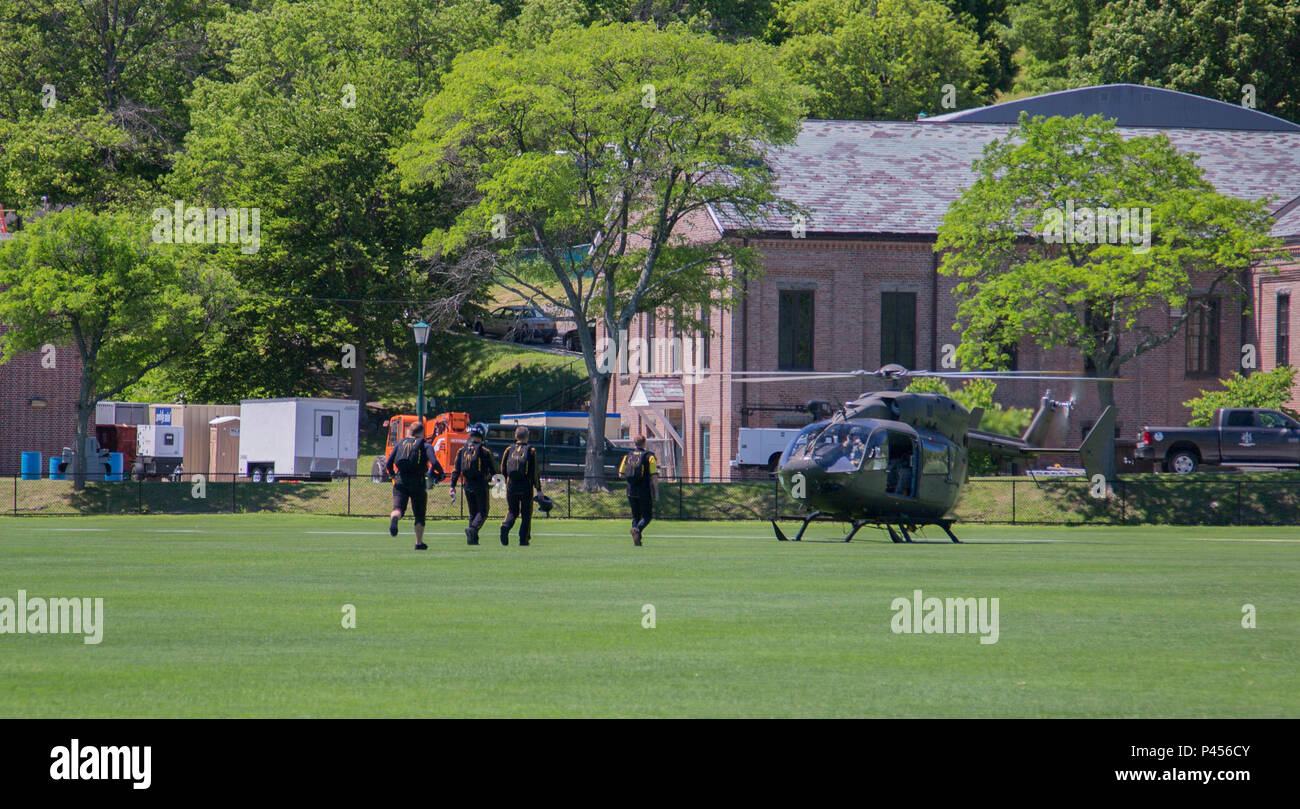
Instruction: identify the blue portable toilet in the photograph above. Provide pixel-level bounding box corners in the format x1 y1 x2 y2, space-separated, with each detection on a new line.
49 457 66 480
106 452 125 482
20 451 42 480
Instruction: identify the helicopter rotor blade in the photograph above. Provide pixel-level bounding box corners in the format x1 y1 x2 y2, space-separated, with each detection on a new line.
912 372 1129 382
729 374 866 383
700 367 1128 382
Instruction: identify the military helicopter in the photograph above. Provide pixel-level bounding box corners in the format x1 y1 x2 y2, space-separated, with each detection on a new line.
725 364 1118 544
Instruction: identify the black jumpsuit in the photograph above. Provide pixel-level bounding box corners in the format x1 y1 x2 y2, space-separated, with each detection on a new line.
499 442 541 545
450 442 497 532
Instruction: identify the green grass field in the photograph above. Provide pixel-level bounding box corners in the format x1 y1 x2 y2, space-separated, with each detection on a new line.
1 515 1296 717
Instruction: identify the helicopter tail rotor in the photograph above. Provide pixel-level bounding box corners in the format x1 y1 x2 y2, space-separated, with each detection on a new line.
1020 390 1076 448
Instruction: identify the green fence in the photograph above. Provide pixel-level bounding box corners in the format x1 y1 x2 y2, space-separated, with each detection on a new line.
5 474 1300 525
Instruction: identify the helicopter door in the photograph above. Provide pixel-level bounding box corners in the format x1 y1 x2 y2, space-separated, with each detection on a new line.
883 431 918 498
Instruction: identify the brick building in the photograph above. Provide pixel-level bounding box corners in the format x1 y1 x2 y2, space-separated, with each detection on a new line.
0 205 90 474
603 85 1300 479
0 324 87 476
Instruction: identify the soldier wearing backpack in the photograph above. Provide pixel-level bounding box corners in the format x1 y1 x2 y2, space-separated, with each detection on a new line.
619 434 658 546
386 421 445 550
499 425 542 546
449 423 496 545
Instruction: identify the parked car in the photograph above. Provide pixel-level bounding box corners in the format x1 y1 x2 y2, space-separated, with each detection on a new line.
481 423 629 477
561 321 596 352
472 305 557 343
1134 407 1300 473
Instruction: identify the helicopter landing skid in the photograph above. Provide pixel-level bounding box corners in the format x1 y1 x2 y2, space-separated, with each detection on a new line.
772 511 824 541
938 520 961 544
842 520 869 542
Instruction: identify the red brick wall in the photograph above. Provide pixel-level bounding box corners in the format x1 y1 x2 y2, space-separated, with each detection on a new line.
0 325 83 475
607 232 1255 479
1252 245 1300 410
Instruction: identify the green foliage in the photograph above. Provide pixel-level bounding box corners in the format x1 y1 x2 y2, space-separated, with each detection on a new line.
1004 0 1106 95
0 109 153 212
1081 0 1300 123
773 0 993 120
396 21 806 480
397 21 807 358
504 0 588 46
1007 0 1300 122
1183 366 1300 427
937 113 1279 377
581 0 777 39
160 0 501 407
0 209 235 477
936 112 1279 477
0 0 237 195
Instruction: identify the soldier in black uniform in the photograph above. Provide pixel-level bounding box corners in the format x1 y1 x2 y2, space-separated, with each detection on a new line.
386 421 444 550
499 425 543 546
449 423 496 545
619 434 659 546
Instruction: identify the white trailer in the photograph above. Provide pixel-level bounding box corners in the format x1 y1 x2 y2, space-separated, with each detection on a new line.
238 398 359 481
731 427 803 471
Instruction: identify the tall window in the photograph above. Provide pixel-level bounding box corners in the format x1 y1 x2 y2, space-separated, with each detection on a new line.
778 290 814 370
671 312 683 372
645 311 656 373
699 425 711 480
1278 293 1291 367
1185 297 1220 377
699 305 712 370
881 292 917 368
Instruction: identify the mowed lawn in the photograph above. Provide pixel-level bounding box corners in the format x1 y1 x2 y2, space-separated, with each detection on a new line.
0 515 1296 717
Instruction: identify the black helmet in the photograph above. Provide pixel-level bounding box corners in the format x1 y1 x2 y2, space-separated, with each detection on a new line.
534 493 554 513
467 422 486 439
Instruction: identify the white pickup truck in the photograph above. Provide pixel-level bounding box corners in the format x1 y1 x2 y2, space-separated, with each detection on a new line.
731 427 802 472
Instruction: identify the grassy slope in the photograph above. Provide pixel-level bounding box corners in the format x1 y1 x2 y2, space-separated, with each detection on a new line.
1 515 1295 717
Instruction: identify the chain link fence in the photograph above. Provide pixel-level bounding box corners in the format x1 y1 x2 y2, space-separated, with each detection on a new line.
4 474 1300 525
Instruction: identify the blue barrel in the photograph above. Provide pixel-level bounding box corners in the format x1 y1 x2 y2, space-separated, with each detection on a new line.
106 452 125 482
49 457 66 480
20 451 42 480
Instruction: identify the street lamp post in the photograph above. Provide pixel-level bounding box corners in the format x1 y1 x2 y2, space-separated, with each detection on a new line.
412 320 431 422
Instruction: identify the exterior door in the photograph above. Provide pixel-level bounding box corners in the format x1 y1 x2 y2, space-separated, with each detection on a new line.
315 410 340 460
1217 409 1255 462
1249 410 1296 463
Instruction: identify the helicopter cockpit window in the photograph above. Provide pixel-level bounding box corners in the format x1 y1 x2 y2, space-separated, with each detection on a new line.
781 421 828 468
804 423 873 473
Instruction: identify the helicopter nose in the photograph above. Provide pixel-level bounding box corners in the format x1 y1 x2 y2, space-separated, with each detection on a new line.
779 459 821 497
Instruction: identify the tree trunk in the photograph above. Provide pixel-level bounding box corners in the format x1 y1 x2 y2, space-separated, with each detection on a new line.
583 372 612 491
72 400 93 493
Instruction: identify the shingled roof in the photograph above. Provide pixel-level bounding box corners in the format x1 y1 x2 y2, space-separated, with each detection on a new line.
711 116 1300 240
